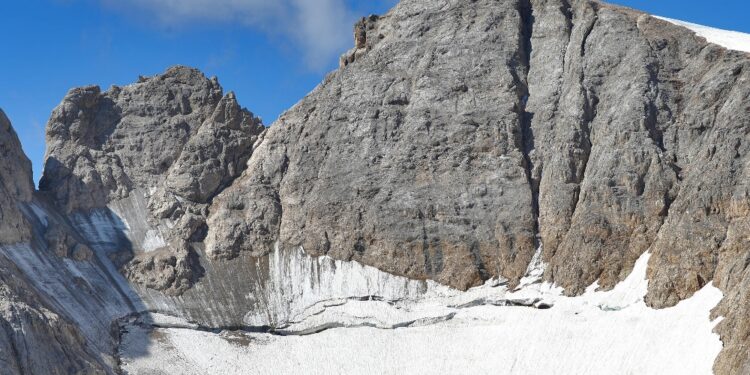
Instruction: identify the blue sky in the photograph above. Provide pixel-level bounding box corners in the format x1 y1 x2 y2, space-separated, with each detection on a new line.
1 0 748 184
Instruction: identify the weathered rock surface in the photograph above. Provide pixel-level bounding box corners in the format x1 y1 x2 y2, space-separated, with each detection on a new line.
209 0 539 290
0 111 108 374
0 109 34 245
40 66 265 294
206 1 750 372
0 0 748 373
0 256 106 375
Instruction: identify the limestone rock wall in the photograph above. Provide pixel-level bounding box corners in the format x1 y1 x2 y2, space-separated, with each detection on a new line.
205 1 750 371
208 0 539 291
1 0 748 373
0 109 34 244
39 66 266 294
0 111 110 373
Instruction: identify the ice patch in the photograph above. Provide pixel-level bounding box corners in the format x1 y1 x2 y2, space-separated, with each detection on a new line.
243 243 455 328
518 244 545 288
142 230 167 252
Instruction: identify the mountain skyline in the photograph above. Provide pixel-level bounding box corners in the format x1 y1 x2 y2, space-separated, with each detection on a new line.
1 0 749 185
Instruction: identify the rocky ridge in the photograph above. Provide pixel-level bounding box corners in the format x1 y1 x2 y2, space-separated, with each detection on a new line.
0 0 748 373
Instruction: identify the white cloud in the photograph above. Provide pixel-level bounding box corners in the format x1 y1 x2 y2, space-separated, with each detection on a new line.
102 0 360 70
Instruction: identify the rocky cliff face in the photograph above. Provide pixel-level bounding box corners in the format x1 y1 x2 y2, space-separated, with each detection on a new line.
0 0 749 373
0 109 34 244
208 0 540 290
0 257 107 375
213 0 749 371
40 66 265 295
0 110 108 374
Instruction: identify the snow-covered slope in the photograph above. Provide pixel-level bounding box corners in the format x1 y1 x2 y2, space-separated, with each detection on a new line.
120 252 725 375
657 16 750 53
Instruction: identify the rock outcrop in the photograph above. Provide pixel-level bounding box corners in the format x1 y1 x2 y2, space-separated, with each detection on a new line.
208 1 750 372
0 0 748 373
40 66 265 294
0 110 108 374
0 109 34 244
339 15 382 68
208 0 540 290
0 257 106 375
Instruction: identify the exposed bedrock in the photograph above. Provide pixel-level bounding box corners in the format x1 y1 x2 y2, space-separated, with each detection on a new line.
0 0 746 373
208 1 749 372
0 109 34 244
208 0 540 291
0 256 108 375
0 111 109 374
40 66 266 294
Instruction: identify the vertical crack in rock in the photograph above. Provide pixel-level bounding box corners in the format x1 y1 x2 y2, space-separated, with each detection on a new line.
568 37 596 223
551 4 598 257
517 0 540 249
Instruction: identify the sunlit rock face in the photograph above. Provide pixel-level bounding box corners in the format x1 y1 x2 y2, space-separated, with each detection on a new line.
0 111 108 374
200 1 750 370
39 66 266 295
0 0 749 373
0 109 34 244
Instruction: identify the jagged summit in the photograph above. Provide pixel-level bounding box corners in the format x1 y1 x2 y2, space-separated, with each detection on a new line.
0 0 749 374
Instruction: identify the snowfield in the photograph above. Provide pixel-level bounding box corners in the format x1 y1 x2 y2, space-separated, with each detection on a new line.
120 252 725 375
657 16 750 53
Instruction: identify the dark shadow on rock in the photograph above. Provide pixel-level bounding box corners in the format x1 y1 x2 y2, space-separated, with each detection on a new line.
6 189 159 371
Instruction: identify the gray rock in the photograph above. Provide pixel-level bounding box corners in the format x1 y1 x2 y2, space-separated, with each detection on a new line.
0 257 107 375
0 111 107 374
44 221 93 261
40 66 266 294
208 0 539 290
206 1 750 371
339 15 382 68
123 242 201 296
0 109 34 245
3 0 749 373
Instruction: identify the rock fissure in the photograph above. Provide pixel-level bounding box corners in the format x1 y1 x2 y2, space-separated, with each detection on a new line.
516 0 541 252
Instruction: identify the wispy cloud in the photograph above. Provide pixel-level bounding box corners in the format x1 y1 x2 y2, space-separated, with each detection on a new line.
101 0 361 70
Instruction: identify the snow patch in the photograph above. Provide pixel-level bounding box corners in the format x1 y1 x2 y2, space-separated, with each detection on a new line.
656 16 750 53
